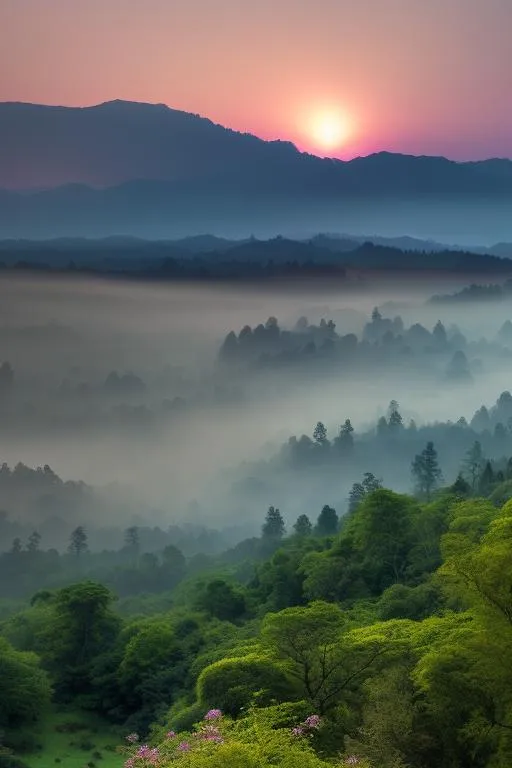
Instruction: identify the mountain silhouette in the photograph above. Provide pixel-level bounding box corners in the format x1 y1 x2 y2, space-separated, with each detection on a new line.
1 100 512 239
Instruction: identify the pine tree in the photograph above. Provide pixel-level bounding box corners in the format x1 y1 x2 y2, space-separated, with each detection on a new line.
293 514 312 537
388 400 403 432
313 422 328 447
262 507 285 540
68 526 88 558
411 442 443 501
315 505 339 537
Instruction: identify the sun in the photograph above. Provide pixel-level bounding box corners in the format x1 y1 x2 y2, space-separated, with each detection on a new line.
308 109 352 154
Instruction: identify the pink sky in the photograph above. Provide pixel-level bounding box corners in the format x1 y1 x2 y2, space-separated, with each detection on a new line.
1 0 511 160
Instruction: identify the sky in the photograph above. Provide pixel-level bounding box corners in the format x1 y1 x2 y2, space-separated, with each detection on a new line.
1 0 511 160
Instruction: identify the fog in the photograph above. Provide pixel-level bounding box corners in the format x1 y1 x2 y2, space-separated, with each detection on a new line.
2 270 512 551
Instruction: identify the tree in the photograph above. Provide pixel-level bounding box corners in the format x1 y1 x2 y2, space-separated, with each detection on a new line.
446 350 472 381
315 505 339 537
478 461 495 496
262 601 385 715
68 526 88 558
387 401 403 432
348 482 365 513
463 440 484 492
347 489 417 590
219 331 239 361
433 320 447 346
198 579 246 622
336 419 354 453
411 442 443 501
348 473 383 513
27 531 41 553
41 581 120 699
197 655 294 716
362 472 383 494
0 636 51 744
450 473 471 498
313 422 328 447
377 416 388 437
262 507 285 540
293 514 313 537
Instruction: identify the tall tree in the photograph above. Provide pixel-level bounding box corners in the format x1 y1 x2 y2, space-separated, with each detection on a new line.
313 422 329 447
348 482 365 513
463 440 484 492
68 526 88 558
262 507 285 540
387 400 403 432
315 505 339 537
293 514 313 537
411 442 443 501
336 419 354 454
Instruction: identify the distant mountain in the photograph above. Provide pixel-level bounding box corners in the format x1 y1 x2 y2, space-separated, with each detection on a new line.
1 100 512 239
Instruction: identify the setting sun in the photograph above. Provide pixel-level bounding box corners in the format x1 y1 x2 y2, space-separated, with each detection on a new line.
308 109 352 153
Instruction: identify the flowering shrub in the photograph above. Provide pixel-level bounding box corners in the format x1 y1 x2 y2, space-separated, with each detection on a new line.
119 708 368 767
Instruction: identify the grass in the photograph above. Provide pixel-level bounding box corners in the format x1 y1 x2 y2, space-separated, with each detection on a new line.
19 708 122 768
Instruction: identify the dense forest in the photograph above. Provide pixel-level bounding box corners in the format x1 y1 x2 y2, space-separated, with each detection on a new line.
2 464 512 768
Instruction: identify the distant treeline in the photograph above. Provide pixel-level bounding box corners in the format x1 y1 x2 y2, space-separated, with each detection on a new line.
0 235 512 279
431 279 512 303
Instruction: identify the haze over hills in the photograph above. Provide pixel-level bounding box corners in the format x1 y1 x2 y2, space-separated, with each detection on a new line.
1 100 512 241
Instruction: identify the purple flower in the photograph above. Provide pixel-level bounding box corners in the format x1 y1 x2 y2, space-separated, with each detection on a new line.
204 709 222 721
304 714 321 729
292 726 304 736
124 759 135 768
177 741 191 752
136 744 152 758
126 733 139 743
166 731 176 739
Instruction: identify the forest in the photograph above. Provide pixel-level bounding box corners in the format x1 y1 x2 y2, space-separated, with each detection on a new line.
2 462 512 768
2 266 512 767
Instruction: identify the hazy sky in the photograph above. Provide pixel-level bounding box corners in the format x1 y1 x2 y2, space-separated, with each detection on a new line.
1 0 511 159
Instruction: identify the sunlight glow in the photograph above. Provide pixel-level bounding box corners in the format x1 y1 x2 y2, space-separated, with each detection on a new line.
307 108 353 154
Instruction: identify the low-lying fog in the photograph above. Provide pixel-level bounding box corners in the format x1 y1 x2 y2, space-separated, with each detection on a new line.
2 271 512 547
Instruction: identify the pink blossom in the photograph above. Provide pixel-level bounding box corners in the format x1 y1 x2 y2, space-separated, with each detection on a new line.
126 733 139 743
292 726 304 736
124 759 135 768
304 714 321 729
204 709 222 721
166 731 176 739
177 741 191 752
136 744 152 758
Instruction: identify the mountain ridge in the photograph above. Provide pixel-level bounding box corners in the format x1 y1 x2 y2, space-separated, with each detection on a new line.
1 100 512 240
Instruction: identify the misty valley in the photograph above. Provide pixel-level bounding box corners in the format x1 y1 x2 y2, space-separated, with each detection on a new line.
1 237 512 767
